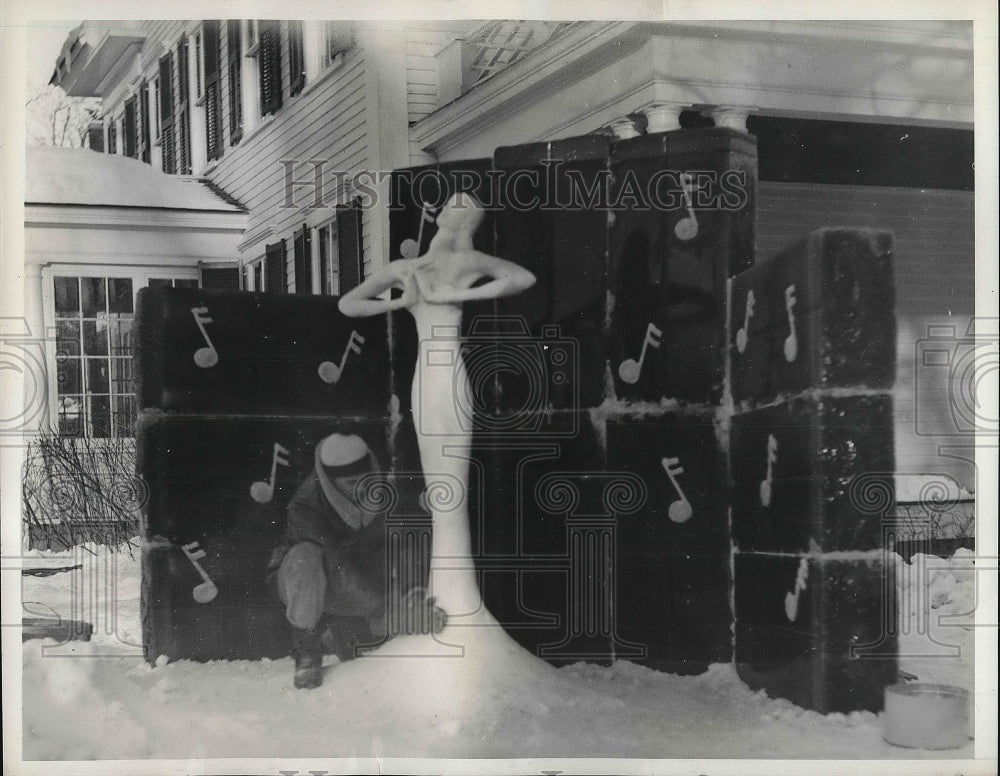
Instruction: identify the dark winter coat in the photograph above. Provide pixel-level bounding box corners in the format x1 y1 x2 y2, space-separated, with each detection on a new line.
267 471 389 619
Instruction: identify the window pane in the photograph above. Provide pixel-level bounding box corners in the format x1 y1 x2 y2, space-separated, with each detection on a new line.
55 320 81 356
108 278 134 313
87 358 110 394
57 357 82 395
174 278 198 289
81 277 107 317
83 320 109 355
89 395 112 437
148 278 171 288
54 277 80 316
58 396 83 437
110 358 133 394
108 318 134 357
113 395 137 438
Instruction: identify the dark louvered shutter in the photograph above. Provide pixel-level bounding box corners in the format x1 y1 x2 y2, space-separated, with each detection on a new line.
265 240 287 293
293 223 312 293
177 35 192 174
227 20 243 145
288 21 305 96
139 80 151 163
202 21 223 162
123 97 137 157
107 119 117 155
87 120 104 152
159 54 175 173
336 200 363 293
258 21 282 116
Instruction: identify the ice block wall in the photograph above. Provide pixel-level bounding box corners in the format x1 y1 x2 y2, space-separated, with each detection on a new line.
729 229 899 712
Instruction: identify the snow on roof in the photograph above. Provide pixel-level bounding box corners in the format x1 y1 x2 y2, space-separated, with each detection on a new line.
25 146 244 212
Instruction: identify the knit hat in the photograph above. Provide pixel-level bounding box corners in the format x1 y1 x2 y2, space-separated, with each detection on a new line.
314 433 378 529
317 433 371 478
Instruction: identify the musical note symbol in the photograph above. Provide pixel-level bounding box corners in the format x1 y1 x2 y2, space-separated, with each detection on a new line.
181 542 218 604
190 307 218 368
783 284 798 363
735 289 755 354
400 202 437 259
318 330 366 384
673 172 699 242
618 322 663 384
759 433 778 507
661 456 693 523
784 558 809 622
250 442 291 504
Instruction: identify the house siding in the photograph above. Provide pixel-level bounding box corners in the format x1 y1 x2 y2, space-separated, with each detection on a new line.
403 22 477 166
210 23 371 279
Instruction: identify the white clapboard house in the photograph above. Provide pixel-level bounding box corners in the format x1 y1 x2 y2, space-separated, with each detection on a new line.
34 20 975 516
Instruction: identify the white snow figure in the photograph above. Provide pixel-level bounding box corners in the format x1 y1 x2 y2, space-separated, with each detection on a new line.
338 190 535 629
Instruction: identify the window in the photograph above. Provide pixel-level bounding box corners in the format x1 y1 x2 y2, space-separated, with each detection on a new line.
138 80 151 163
159 54 176 173
147 278 199 289
153 76 161 142
177 35 192 174
246 19 259 52
53 276 135 438
315 220 340 295
86 120 104 152
288 21 305 96
264 240 287 292
203 20 223 162
323 22 354 68
227 20 243 145
258 20 282 116
336 200 364 293
252 260 264 292
51 272 199 437
292 223 312 293
123 97 137 158
194 30 203 101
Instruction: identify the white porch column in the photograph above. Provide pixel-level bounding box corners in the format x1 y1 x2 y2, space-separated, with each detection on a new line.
21 261 50 436
641 102 684 133
609 116 642 140
711 106 752 132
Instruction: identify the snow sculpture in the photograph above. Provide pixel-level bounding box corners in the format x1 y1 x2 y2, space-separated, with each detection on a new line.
338 192 536 622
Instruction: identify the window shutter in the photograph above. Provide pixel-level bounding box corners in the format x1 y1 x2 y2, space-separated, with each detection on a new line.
176 35 192 174
336 199 363 293
199 262 242 291
138 80 151 163
265 240 287 293
123 97 137 157
288 21 305 96
293 223 312 293
87 120 104 152
258 20 283 116
159 54 176 173
107 120 117 155
226 20 243 145
203 20 223 162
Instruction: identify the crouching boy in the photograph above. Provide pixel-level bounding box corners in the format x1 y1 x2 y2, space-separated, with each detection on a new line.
267 433 445 689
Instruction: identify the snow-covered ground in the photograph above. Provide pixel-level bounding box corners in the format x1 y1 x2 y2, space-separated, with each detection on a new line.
14 540 980 764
